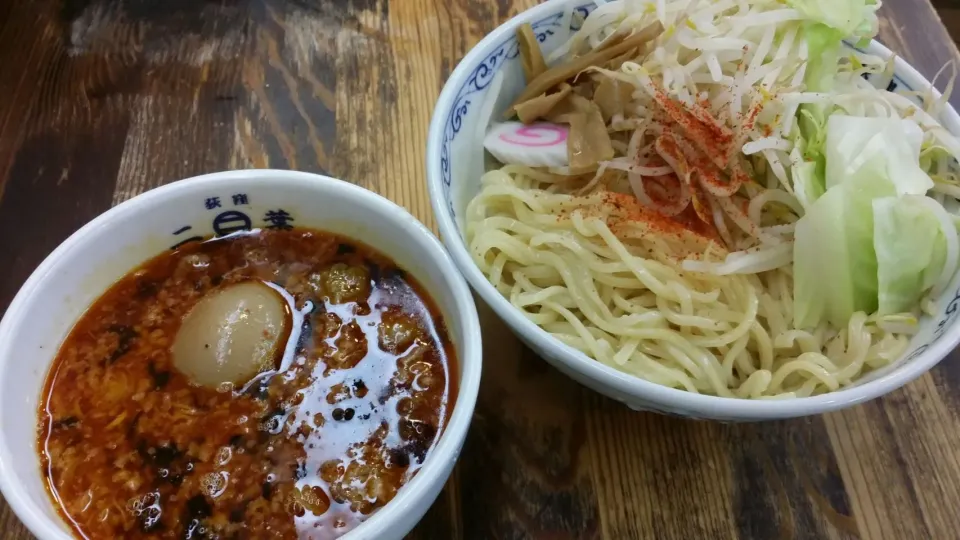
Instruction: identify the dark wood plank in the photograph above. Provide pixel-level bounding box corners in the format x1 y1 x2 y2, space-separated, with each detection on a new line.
0 0 132 315
457 306 599 539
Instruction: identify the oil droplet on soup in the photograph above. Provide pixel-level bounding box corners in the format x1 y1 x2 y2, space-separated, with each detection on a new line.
37 229 457 539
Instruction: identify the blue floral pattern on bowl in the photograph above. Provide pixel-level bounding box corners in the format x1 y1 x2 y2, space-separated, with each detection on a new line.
438 3 598 220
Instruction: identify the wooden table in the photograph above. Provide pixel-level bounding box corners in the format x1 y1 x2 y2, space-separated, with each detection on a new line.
2 0 960 538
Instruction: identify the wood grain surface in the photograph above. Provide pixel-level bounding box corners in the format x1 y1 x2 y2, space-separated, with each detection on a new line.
1 0 960 538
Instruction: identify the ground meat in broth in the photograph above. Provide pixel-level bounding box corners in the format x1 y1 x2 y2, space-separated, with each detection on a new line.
38 229 457 539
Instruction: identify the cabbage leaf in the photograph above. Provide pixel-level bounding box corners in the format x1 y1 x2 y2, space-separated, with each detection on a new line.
793 160 825 210
793 116 937 328
873 196 947 315
794 173 893 328
824 115 933 195
787 0 879 37
789 0 880 202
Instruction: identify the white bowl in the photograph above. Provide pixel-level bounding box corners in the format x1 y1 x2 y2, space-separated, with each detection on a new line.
0 170 482 539
426 0 960 421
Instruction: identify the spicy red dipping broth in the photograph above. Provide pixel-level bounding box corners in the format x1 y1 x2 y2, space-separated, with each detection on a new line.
37 228 458 539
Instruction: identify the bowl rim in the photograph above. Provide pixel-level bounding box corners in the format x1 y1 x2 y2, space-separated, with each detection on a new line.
0 169 482 539
426 0 960 420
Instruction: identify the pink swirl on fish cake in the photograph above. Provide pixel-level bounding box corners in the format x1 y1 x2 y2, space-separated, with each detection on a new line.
498 123 568 147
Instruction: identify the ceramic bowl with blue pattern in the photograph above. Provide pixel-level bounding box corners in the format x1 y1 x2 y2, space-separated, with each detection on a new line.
425 0 960 420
